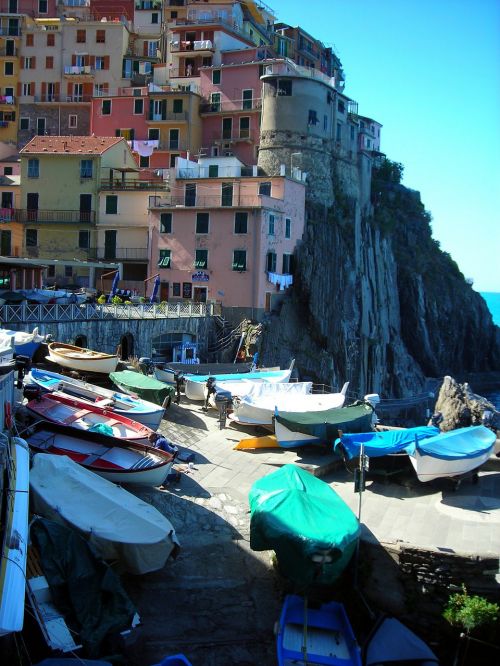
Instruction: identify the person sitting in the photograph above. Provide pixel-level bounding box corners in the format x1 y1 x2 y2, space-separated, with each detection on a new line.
148 431 178 456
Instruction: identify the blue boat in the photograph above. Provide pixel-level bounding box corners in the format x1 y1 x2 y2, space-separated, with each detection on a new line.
276 594 362 666
334 426 440 459
152 655 192 666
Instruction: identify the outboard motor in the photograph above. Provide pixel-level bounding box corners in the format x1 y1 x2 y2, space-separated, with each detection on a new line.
174 371 184 405
202 376 217 412
214 388 232 430
138 357 153 375
15 354 32 389
23 383 42 402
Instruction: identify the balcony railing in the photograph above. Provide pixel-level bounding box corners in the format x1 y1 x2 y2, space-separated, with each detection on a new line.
212 131 253 143
0 27 21 37
100 178 167 191
150 195 266 209
64 65 94 76
200 98 262 113
14 209 96 224
147 111 188 122
170 39 214 53
89 247 149 261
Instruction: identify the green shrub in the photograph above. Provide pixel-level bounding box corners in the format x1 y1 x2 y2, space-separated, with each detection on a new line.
443 585 499 634
97 294 107 304
111 295 123 305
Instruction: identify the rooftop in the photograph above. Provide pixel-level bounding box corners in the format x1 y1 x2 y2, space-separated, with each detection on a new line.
20 136 126 156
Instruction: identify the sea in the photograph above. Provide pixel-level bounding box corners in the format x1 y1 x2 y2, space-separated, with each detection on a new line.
479 291 500 409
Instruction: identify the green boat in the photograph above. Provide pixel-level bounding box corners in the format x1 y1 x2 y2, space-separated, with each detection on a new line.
110 370 175 407
249 465 360 588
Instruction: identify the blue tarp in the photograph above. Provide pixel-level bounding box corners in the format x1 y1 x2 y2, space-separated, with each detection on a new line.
335 426 440 460
413 425 496 460
364 616 439 665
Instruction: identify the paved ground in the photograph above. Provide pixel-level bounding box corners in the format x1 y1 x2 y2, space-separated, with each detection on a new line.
121 396 500 666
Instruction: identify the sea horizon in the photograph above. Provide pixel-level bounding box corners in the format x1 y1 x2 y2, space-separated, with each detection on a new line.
480 291 500 326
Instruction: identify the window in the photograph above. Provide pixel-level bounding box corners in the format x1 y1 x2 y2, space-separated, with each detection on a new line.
148 128 159 140
46 56 53 69
152 12 159 24
172 282 180 297
308 109 318 126
196 212 209 234
4 167 12 175
26 34 33 47
221 182 233 207
169 128 179 149
79 231 90 249
95 57 105 70
77 29 86 43
80 159 92 178
27 158 39 177
277 79 292 96
4 62 13 76
47 33 54 46
242 89 253 110
22 83 33 96
20 117 29 130
64 265 73 278
336 122 342 142
232 250 246 271
170 154 179 167
234 212 247 234
160 212 172 234
105 195 118 214
102 99 111 115
170 11 178 19
267 251 277 273
259 181 271 196
210 92 221 111
195 249 208 269
158 249 171 268
139 155 150 167
24 57 35 69
134 98 144 114
212 69 221 84
182 282 192 299
68 114 77 129
323 115 328 131
268 214 275 236
96 30 105 43
208 164 218 178
26 229 37 247
222 117 232 139
38 0 48 12
338 100 345 114
285 217 291 239
239 116 250 139
282 253 294 274
172 99 183 113
185 183 196 206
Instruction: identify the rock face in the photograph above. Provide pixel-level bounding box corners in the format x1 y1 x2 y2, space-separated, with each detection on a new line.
433 375 500 433
258 159 500 398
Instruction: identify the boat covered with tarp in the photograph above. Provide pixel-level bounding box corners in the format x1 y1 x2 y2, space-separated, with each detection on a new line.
249 465 360 587
110 369 175 407
274 402 375 448
334 426 440 459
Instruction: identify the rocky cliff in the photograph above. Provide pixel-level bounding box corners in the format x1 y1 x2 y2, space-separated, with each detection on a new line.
259 160 500 397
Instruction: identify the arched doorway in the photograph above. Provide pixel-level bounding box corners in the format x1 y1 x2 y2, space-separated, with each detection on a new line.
74 334 87 348
119 333 134 361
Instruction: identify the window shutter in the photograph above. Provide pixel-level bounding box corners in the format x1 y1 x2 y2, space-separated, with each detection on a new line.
90 55 95 67
32 56 36 68
83 82 93 98
161 99 167 120
20 59 24 69
143 42 148 56
104 56 110 70
68 82 73 96
17 82 21 96
41 82 46 95
72 54 76 66
55 82 60 95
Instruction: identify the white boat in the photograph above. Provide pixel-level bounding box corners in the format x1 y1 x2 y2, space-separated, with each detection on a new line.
154 361 253 385
407 425 496 482
0 336 14 365
30 453 180 575
47 342 119 374
0 435 30 636
185 368 293 401
229 382 349 426
28 366 165 430
0 326 46 359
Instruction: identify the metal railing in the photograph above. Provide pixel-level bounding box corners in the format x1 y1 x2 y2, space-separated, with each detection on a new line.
147 111 188 121
149 194 265 208
89 247 149 261
14 209 96 224
99 178 167 190
200 98 262 113
0 301 212 325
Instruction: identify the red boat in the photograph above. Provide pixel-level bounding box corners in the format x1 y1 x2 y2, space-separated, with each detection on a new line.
26 392 153 443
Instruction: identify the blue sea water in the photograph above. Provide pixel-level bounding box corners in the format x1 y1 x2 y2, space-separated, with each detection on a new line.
481 291 500 326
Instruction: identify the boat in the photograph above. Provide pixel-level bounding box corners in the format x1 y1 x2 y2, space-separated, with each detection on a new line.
334 426 441 460
276 594 362 666
406 425 497 482
110 369 176 407
30 454 180 575
25 392 153 443
152 656 193 666
0 335 14 366
0 326 46 359
274 401 376 448
154 361 253 385
46 342 119 374
28 366 165 430
230 382 349 426
0 435 30 636
249 465 360 587
184 367 293 401
363 615 438 665
24 421 175 486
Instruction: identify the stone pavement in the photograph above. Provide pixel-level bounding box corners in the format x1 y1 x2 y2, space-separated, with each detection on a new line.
123 396 500 666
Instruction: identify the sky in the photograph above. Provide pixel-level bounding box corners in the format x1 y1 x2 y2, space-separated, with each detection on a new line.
269 0 500 292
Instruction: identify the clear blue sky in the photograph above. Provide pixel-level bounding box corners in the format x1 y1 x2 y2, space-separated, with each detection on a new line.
270 0 500 292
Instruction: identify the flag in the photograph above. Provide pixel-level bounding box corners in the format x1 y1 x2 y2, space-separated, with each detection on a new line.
108 271 120 302
150 275 160 303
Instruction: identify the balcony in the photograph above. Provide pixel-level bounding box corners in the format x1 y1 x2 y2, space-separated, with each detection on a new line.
0 27 21 37
150 195 264 209
100 178 167 190
147 111 188 122
211 131 253 144
15 209 96 224
32 94 92 104
169 39 214 55
89 247 149 261
200 98 262 114
64 65 94 79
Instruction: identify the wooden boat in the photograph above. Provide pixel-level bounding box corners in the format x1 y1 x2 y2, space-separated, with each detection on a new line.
184 367 293 401
274 401 376 448
276 594 362 666
28 366 165 430
230 382 349 426
249 465 360 587
110 369 175 407
407 425 496 482
0 326 45 359
25 392 153 443
24 421 175 486
30 454 180 575
46 342 119 374
154 361 253 384
363 615 438 665
0 435 30 636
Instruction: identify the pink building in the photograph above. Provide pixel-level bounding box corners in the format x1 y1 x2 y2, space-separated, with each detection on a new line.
0 0 58 17
149 156 306 319
199 48 272 165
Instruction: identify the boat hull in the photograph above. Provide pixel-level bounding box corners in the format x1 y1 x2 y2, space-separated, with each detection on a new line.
154 361 252 384
185 368 292 401
47 342 118 374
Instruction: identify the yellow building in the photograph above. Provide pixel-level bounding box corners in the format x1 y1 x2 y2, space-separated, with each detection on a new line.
0 13 22 146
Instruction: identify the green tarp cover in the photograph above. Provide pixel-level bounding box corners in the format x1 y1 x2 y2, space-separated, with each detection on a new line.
110 369 175 406
31 517 137 657
249 465 360 588
275 402 374 441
